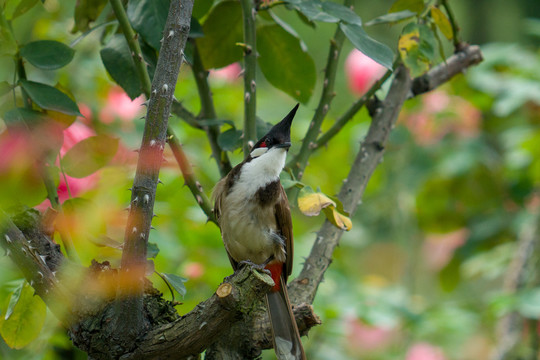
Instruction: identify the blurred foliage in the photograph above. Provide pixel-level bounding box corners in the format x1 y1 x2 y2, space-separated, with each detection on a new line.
0 0 539 359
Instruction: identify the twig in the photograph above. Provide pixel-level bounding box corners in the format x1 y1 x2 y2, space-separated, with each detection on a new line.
440 0 461 50
170 99 201 129
109 0 152 95
111 0 194 343
315 66 394 149
191 42 232 177
240 0 257 157
167 133 217 225
287 0 352 179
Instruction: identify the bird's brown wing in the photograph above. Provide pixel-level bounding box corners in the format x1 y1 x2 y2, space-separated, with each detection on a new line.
274 184 293 280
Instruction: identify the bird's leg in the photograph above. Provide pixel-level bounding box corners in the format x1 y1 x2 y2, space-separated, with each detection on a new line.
238 257 274 275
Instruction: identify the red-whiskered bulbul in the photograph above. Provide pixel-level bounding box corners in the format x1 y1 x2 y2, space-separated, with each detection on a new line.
213 104 305 360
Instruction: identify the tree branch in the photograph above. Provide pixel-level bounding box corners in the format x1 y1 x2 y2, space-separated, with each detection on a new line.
113 0 194 344
171 99 201 130
410 44 483 98
288 45 484 305
0 209 73 325
240 0 257 157
121 266 273 359
167 133 218 225
191 42 233 177
288 65 411 304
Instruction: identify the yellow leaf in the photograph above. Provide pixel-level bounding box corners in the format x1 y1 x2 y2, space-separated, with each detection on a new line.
332 208 353 231
298 191 336 216
323 206 353 231
431 6 453 40
398 29 420 56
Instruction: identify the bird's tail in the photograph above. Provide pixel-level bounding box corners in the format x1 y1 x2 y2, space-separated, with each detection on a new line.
266 276 306 360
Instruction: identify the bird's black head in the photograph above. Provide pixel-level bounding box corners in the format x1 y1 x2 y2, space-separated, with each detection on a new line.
251 104 299 155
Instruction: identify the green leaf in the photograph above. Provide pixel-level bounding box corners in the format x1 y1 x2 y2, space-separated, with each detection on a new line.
280 178 303 190
398 23 437 77
127 0 168 51
439 257 461 292
287 0 339 23
217 128 243 152
0 81 12 97
193 0 214 19
71 0 108 33
147 242 160 259
189 17 204 38
161 273 187 297
62 135 119 178
196 1 243 69
0 21 18 56
100 34 142 100
430 6 453 40
517 288 540 319
20 40 75 70
339 23 394 70
4 282 23 321
19 80 81 116
3 107 46 127
0 282 47 349
321 1 362 26
364 10 416 26
257 24 316 103
389 0 424 14
4 0 39 20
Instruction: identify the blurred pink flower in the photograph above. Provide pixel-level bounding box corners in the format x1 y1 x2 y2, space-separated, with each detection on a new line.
345 49 387 95
401 90 482 145
99 87 145 124
210 63 242 82
406 342 446 360
345 317 394 352
184 262 205 279
423 229 468 270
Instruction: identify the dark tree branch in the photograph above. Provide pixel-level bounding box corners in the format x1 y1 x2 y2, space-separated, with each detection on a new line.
191 42 233 177
167 132 218 225
114 0 194 344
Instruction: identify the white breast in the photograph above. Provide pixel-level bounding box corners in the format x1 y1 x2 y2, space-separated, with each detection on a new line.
220 147 287 265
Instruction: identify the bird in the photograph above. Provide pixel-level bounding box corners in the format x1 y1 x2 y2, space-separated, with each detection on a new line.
213 103 306 360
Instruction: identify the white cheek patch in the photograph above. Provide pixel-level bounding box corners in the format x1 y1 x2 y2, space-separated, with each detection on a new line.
251 147 268 158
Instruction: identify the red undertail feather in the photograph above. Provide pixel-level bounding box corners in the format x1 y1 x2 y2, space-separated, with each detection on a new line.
265 262 283 292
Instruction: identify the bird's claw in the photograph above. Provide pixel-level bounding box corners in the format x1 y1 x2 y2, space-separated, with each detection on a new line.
239 260 271 275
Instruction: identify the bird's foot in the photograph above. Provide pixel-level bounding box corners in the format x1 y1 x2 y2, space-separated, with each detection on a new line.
239 259 271 275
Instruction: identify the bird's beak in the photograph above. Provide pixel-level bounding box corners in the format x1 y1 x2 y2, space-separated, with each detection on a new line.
274 142 292 149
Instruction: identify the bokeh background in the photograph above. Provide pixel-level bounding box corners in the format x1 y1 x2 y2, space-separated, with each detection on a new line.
1 0 540 359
